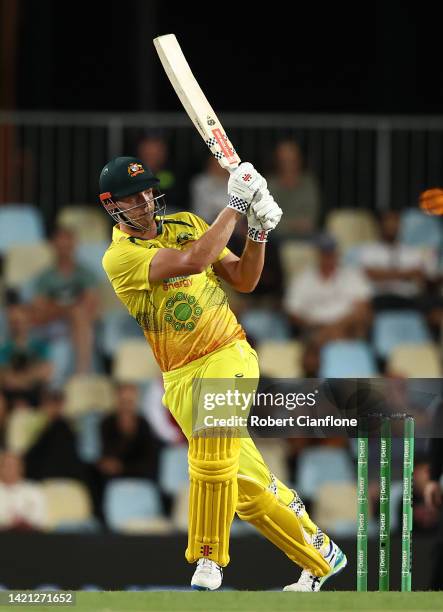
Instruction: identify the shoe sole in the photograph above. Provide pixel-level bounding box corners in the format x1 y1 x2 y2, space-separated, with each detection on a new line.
191 585 210 591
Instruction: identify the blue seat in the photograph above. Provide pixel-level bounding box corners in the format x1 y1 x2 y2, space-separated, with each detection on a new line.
76 241 109 281
399 209 442 249
100 311 143 358
319 341 377 377
240 308 291 343
295 446 354 499
0 205 44 254
104 479 162 530
75 411 102 463
159 445 189 495
373 310 430 359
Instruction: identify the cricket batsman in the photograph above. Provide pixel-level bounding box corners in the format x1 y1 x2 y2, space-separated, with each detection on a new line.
99 156 347 591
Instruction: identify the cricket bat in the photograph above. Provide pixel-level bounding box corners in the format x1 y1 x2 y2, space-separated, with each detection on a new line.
153 33 241 173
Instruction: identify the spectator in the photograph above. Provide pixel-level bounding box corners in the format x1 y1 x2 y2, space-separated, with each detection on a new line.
190 155 229 223
97 383 160 481
284 234 372 344
228 216 284 305
0 303 52 409
0 451 47 530
31 226 99 376
353 210 437 311
142 377 184 445
25 390 85 481
267 140 321 237
137 134 181 211
401 455 439 533
0 392 7 449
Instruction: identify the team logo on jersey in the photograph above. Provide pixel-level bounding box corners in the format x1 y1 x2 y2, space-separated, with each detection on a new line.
177 232 193 244
164 292 203 332
128 162 145 177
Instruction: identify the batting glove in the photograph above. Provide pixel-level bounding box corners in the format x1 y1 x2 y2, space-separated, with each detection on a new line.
227 162 266 214
246 189 281 242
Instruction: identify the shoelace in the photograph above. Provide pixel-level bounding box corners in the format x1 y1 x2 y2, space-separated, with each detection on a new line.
197 559 217 572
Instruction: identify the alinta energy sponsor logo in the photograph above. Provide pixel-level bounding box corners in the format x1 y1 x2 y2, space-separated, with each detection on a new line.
164 291 203 332
162 275 193 291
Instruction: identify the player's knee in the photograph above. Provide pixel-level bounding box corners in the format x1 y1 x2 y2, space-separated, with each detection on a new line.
236 478 272 521
188 427 240 483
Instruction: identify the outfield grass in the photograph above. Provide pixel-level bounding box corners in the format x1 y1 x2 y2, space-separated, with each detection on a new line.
6 591 441 612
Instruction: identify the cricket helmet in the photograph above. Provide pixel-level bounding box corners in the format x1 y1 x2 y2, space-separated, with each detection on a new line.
99 156 166 230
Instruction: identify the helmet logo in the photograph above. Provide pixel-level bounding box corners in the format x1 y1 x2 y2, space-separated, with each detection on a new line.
128 162 145 177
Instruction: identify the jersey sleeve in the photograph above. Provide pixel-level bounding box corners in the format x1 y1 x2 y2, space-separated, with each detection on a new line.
184 212 232 262
102 241 160 294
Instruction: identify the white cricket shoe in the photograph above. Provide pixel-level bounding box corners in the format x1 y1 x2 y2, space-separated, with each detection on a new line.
283 540 347 592
191 558 223 591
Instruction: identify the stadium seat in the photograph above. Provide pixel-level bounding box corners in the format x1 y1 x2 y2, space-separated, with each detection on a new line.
76 241 109 281
373 310 431 359
0 205 44 254
6 408 45 453
75 411 103 463
240 309 291 343
319 341 377 377
326 209 379 251
158 445 189 495
312 482 357 536
256 340 303 378
98 281 125 313
4 242 53 288
295 446 354 499
42 479 95 531
57 206 110 243
399 208 442 249
280 241 316 284
112 339 160 382
388 343 442 377
254 438 290 483
100 311 142 358
64 374 115 417
171 485 189 532
103 479 164 532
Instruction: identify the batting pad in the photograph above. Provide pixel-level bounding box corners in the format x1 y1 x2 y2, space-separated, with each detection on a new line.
236 478 331 577
186 427 241 567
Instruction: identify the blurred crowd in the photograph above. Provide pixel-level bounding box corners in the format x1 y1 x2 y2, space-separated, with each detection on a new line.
0 135 442 538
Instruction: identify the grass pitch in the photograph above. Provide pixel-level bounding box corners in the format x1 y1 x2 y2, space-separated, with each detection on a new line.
9 591 441 612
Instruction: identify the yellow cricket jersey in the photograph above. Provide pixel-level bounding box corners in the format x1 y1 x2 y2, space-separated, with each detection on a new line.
102 212 246 372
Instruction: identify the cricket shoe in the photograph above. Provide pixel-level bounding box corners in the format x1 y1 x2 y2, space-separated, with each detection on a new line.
283 540 347 592
191 558 223 591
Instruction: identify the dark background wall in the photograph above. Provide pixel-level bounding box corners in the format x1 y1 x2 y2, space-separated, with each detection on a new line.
9 0 443 114
0 533 435 591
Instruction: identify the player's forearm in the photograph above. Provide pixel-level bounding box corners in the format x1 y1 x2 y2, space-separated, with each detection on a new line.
186 207 240 271
230 238 265 292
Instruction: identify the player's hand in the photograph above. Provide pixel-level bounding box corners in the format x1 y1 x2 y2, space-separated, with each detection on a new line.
246 190 283 242
251 190 283 231
227 162 266 214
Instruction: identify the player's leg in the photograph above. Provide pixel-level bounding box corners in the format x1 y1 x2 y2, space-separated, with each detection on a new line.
236 437 347 590
162 347 245 590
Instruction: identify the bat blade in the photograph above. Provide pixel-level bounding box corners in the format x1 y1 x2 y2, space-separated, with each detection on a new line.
153 34 240 172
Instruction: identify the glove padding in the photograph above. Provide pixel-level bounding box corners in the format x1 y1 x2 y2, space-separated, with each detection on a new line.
247 190 283 242
251 190 283 231
419 188 443 216
227 162 266 214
